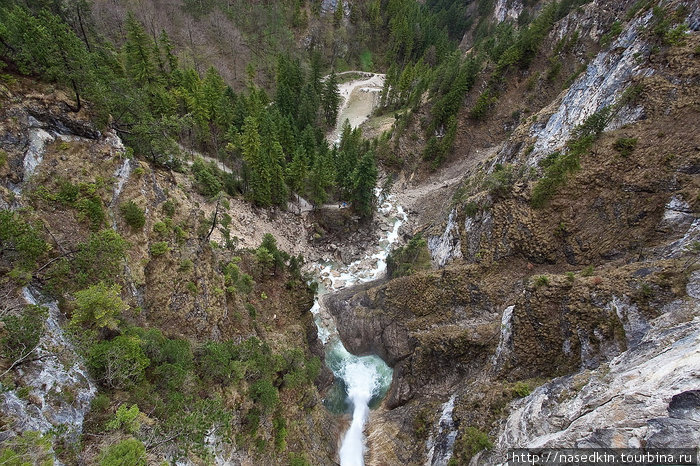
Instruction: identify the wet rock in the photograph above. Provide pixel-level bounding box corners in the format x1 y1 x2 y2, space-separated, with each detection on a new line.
427 209 462 268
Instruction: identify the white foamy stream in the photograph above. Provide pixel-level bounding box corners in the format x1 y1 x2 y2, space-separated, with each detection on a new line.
310 189 407 466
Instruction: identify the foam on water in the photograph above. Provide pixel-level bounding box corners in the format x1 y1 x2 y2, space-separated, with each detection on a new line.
309 189 407 465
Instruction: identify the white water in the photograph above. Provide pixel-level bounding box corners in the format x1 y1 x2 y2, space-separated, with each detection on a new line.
112 157 132 202
425 394 458 466
309 189 407 465
1 288 96 440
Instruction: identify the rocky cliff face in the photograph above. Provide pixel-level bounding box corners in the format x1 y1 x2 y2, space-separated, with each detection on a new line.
325 0 700 464
0 79 340 464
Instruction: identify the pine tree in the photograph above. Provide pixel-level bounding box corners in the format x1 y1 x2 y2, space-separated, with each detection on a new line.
351 151 377 218
309 146 335 206
275 55 304 120
286 146 307 199
124 13 156 85
269 141 289 207
321 70 341 128
240 116 271 206
334 0 344 26
296 83 319 130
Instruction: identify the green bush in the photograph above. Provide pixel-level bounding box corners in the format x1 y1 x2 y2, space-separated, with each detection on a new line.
71 282 127 330
512 381 532 397
533 275 549 287
581 265 595 277
120 201 145 230
90 393 110 413
75 196 105 230
197 341 244 384
162 199 176 217
106 404 141 434
485 164 515 199
99 438 146 466
289 454 311 466
665 23 689 46
88 336 150 389
0 430 53 466
149 241 169 256
236 273 255 294
600 20 622 47
0 210 49 271
191 158 222 196
457 426 493 460
464 201 480 218
531 108 611 208
179 259 194 273
0 305 46 362
469 89 497 120
387 234 431 278
249 379 279 411
153 221 169 235
47 229 129 293
613 137 638 157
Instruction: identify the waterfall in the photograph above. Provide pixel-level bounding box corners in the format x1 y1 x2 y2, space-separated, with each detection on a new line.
492 305 515 369
425 394 458 466
1 288 96 440
111 157 132 208
310 190 407 465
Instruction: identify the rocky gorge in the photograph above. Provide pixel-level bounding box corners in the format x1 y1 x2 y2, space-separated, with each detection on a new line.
0 0 698 463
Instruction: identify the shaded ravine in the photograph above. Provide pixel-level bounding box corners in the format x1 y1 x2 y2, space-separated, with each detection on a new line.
309 190 407 465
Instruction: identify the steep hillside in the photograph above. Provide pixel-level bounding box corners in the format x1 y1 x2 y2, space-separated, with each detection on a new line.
0 0 698 464
0 78 340 464
327 0 700 463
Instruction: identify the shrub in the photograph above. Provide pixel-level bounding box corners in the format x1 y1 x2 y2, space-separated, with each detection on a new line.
88 336 150 389
387 234 431 278
246 303 257 318
255 246 275 274
99 438 146 466
153 221 169 235
665 23 689 46
71 282 127 330
191 158 222 196
581 265 595 277
47 229 129 293
534 275 549 287
91 393 110 413
120 201 145 230
106 404 141 434
457 426 492 459
149 241 169 256
600 21 622 47
469 89 497 120
197 341 244 384
179 259 194 273
613 137 638 157
249 379 279 411
464 201 480 217
0 430 53 466
0 305 46 362
485 164 515 199
512 381 532 397
0 210 49 270
162 199 176 217
76 196 105 230
289 454 311 466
